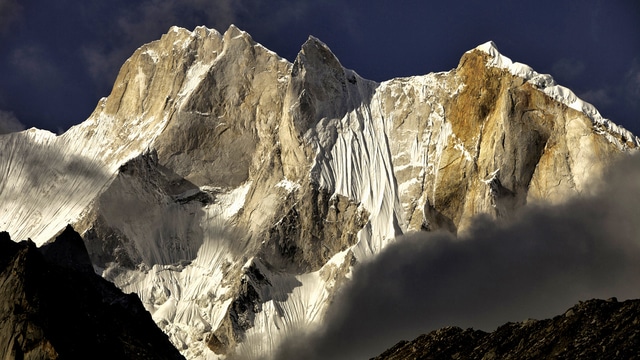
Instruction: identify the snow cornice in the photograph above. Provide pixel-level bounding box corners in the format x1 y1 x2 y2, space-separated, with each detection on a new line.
473 41 639 149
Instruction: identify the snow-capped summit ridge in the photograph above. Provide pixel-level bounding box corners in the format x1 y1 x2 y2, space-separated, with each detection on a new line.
224 23 252 41
473 40 639 149
475 40 499 54
472 40 537 78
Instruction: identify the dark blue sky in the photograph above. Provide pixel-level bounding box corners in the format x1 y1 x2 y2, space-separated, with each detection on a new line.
0 0 638 135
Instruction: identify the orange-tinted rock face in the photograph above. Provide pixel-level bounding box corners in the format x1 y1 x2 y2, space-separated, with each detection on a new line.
379 48 632 234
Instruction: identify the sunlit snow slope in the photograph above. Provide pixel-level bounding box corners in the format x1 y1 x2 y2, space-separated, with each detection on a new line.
0 26 638 360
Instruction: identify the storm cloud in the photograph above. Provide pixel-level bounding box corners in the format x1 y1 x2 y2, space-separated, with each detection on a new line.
273 153 640 360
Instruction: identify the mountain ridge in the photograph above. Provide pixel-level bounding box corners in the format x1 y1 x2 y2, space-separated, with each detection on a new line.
0 226 185 359
372 298 640 360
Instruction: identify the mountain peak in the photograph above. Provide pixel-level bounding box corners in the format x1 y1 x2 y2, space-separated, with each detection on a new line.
304 35 328 47
468 40 640 149
0 230 186 359
223 24 252 42
224 24 250 37
39 224 94 274
298 34 341 67
474 40 500 54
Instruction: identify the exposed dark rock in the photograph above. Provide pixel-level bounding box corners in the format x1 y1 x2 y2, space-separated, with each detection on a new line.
0 228 185 360
82 214 141 270
373 298 640 360
206 260 278 355
40 224 94 274
260 185 369 273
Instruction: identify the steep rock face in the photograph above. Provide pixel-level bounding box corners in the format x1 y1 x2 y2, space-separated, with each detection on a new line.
153 26 291 188
375 48 631 234
259 188 367 273
0 25 638 359
373 298 640 360
0 227 184 360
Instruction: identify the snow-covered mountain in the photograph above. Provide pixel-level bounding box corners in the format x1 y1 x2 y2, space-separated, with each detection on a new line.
0 25 637 359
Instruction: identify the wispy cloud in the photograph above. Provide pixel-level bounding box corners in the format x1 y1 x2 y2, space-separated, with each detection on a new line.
624 59 640 105
579 88 613 107
0 0 23 34
10 45 61 83
81 0 243 86
80 0 333 87
552 58 586 81
0 110 25 134
273 153 640 360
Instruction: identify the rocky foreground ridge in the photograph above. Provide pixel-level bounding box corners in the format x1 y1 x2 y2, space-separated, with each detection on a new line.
373 298 640 360
0 226 184 359
0 25 638 359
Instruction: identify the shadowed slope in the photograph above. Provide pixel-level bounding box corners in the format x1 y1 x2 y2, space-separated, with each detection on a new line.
0 226 184 360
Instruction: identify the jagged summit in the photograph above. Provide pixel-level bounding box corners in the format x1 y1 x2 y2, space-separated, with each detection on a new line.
301 35 338 55
0 26 638 359
475 40 499 52
222 23 254 44
294 33 346 78
297 34 343 69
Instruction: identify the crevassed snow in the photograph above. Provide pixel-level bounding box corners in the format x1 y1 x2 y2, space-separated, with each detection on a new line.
374 72 467 231
105 199 250 360
475 41 640 149
235 249 352 359
6 28 637 360
310 68 468 258
314 103 404 258
0 26 224 246
0 130 113 245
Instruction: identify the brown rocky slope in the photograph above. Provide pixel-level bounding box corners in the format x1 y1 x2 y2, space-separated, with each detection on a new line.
373 298 640 360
